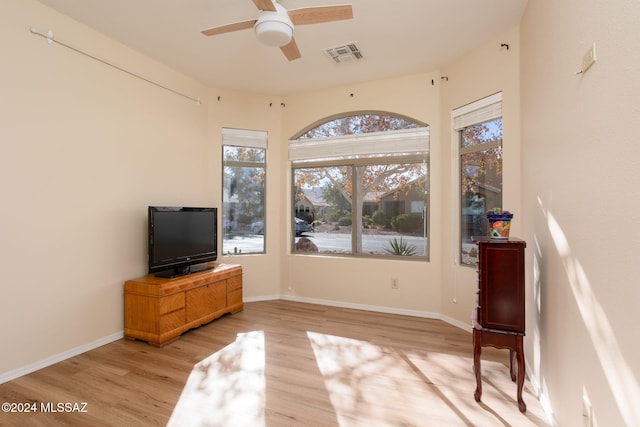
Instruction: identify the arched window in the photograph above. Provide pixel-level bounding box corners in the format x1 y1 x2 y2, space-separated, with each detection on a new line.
296 112 421 139
289 111 429 259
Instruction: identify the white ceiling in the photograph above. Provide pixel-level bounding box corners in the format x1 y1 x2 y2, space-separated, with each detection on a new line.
35 0 528 96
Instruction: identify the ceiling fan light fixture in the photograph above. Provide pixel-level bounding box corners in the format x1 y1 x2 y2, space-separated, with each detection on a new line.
254 4 294 47
254 19 293 46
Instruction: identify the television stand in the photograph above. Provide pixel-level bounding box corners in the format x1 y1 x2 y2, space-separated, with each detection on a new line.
124 262 242 347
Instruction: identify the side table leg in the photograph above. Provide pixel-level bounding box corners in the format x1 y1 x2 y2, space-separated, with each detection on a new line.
473 329 482 402
516 336 527 413
509 349 517 382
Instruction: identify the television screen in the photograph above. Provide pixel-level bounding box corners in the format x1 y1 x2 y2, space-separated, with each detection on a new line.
148 206 217 277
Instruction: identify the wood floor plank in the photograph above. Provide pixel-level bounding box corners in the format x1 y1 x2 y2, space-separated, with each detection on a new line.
0 300 550 426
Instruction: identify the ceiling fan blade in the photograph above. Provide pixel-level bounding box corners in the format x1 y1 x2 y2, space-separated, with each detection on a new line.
200 19 257 36
288 5 353 26
252 0 277 12
280 37 301 61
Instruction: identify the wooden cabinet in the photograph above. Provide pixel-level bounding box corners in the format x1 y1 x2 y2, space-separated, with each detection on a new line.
471 237 527 412
124 263 242 347
476 239 526 332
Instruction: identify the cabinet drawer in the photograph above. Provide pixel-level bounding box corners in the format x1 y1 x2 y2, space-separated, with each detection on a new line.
227 276 242 292
159 309 185 334
228 289 242 307
159 292 185 315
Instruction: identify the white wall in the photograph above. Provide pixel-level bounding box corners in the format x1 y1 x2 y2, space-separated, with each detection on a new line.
0 0 289 380
0 0 208 376
438 26 522 326
206 87 285 299
279 72 444 314
520 1 640 425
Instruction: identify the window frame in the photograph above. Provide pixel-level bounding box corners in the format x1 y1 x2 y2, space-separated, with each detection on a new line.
452 93 503 267
289 112 430 261
222 128 267 256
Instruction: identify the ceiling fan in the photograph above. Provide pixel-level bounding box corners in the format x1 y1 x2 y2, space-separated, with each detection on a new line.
200 0 353 61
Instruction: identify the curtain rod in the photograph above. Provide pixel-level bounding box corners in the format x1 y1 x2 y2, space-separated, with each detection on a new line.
30 28 202 105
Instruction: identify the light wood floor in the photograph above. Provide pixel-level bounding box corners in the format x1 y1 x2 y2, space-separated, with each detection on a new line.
0 300 550 426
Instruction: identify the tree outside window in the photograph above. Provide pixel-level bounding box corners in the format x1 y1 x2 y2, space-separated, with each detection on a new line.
223 145 266 255
460 118 503 266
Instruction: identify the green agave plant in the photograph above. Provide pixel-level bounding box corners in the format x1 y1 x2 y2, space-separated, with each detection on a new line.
384 237 418 256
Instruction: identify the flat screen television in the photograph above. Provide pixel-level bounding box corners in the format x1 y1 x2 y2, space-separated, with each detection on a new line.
148 206 218 278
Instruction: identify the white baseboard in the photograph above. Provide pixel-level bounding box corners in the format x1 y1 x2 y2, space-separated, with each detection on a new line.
243 294 281 303
0 331 123 385
525 365 559 426
246 295 472 333
439 313 473 332
280 294 443 321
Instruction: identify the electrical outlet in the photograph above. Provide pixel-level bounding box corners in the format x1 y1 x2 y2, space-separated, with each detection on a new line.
582 43 597 73
391 278 399 289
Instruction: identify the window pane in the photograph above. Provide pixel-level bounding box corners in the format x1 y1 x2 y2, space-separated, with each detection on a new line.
223 146 265 255
460 146 502 266
360 163 427 257
223 146 265 163
299 113 421 139
293 162 428 258
461 119 502 149
293 166 353 254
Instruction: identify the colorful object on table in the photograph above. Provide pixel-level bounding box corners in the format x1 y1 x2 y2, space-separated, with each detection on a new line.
486 210 513 239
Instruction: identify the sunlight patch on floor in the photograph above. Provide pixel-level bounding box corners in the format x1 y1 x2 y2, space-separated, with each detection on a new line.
168 331 266 427
306 331 546 426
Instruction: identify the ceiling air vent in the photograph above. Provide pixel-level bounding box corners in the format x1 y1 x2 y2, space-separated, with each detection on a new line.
323 43 364 64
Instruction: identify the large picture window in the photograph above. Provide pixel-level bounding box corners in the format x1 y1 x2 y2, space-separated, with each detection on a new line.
453 94 503 266
290 113 429 259
222 128 267 255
